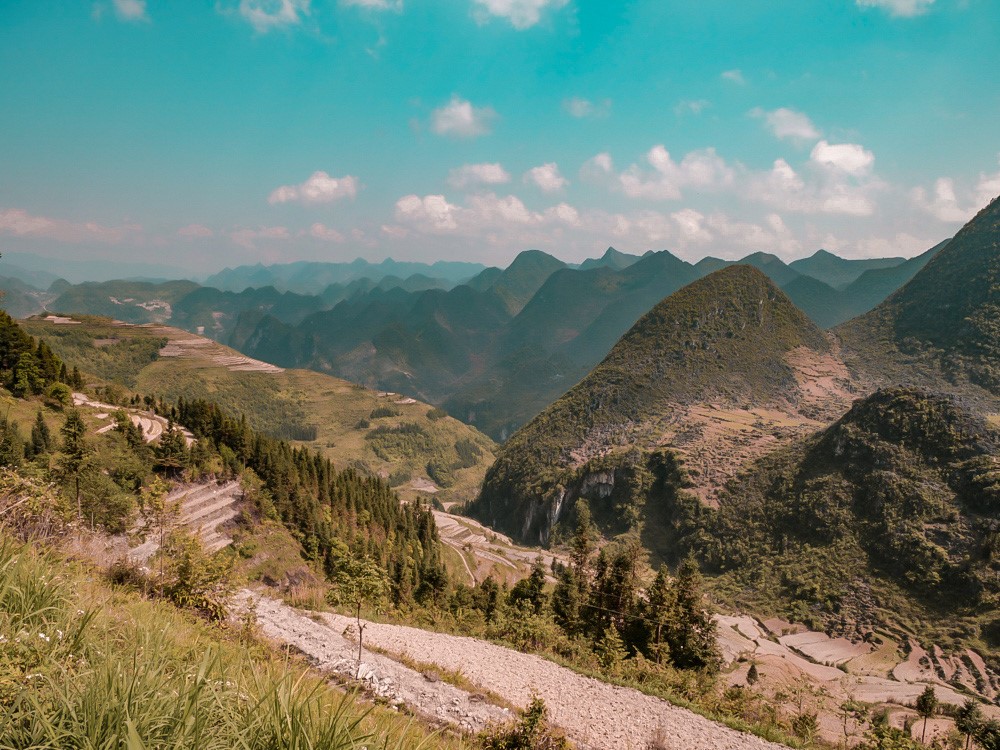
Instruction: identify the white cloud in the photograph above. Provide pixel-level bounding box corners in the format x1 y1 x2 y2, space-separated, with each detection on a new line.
674 99 710 116
748 156 881 217
431 96 497 138
671 208 712 244
113 0 149 21
307 223 345 242
0 207 141 244
524 163 567 192
394 192 580 235
580 152 614 182
177 223 214 239
395 195 459 232
563 97 611 118
472 0 569 30
229 225 290 248
975 157 1000 209
721 69 745 85
751 107 821 142
856 0 935 18
704 212 803 257
912 160 1000 223
448 163 511 189
238 0 309 33
268 171 358 205
619 146 735 200
809 140 875 176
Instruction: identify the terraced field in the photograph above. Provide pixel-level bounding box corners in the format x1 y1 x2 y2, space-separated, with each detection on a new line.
129 480 243 561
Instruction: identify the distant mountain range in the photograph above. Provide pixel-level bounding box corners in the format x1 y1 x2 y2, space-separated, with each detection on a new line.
204 258 488 295
1 242 947 440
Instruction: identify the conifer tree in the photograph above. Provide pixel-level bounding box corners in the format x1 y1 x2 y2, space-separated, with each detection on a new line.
0 416 23 468
29 409 51 458
666 556 719 671
60 409 89 519
644 565 674 664
596 625 627 674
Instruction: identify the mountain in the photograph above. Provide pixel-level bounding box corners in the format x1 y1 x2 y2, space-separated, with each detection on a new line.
52 280 201 323
439 251 703 439
0 276 53 318
692 252 800 287
485 249 566 315
702 387 1000 639
169 285 328 340
788 249 906 289
832 241 943 320
780 274 851 329
471 265 849 543
837 196 1000 402
204 258 485 294
578 247 642 271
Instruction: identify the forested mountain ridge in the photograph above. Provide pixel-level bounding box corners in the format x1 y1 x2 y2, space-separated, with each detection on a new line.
838 195 1000 405
470 265 853 543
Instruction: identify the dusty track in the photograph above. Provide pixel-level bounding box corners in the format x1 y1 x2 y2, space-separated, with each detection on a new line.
241 591 786 750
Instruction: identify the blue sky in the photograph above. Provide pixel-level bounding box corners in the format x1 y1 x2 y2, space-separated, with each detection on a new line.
1 0 998 274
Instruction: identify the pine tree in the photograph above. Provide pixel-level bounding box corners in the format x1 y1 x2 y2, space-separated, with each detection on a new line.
155 423 189 476
570 499 596 575
12 352 43 396
29 409 51 457
666 556 719 671
956 699 983 750
0 416 23 468
510 555 547 614
643 565 673 664
596 625 627 674
327 552 389 665
60 410 89 519
552 565 582 634
70 365 83 389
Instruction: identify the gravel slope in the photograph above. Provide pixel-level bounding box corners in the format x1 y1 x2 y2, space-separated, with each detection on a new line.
240 590 787 750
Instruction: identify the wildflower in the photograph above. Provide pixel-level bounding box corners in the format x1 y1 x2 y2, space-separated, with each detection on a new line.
39 633 50 642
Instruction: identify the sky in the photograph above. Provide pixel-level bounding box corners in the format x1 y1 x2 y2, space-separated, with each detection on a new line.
1 0 999 275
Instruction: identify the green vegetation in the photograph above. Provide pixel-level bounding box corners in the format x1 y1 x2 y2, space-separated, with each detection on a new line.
22 317 165 388
51 279 200 323
477 697 571 750
21 317 496 508
473 265 828 543
838 195 1000 402
0 534 454 749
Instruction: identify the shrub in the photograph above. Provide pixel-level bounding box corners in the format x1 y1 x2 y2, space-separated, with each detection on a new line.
477 696 572 750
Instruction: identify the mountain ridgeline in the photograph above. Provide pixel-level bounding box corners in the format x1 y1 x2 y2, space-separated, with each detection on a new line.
838 195 1000 400
470 265 833 544
3 241 945 441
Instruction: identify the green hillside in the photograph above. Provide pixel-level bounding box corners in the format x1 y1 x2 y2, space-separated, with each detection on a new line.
837 196 1000 404
21 318 497 507
471 265 831 543
702 387 1000 645
52 280 201 324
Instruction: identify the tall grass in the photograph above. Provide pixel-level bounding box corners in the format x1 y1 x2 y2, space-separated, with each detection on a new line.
0 536 454 749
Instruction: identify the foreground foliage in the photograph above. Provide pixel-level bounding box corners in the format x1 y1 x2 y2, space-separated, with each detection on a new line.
0 535 449 750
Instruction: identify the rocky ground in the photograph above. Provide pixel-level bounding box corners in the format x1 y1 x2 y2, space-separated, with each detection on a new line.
237 590 788 750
